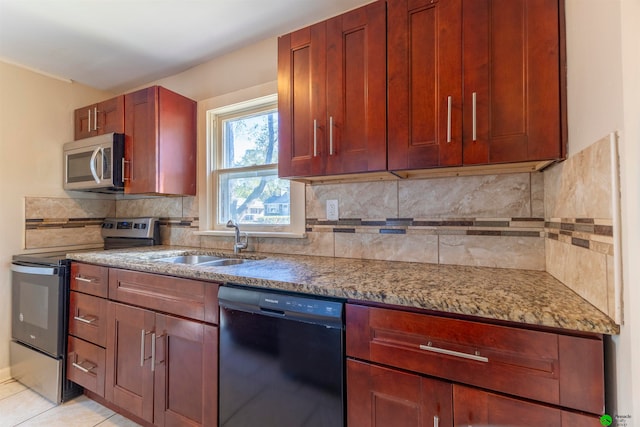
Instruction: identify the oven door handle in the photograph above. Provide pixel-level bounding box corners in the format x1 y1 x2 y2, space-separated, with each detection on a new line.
10 264 58 276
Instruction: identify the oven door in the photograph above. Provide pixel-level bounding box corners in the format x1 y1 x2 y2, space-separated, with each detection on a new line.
11 262 64 357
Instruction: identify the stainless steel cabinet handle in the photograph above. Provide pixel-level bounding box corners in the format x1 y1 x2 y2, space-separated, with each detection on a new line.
72 361 96 374
74 276 92 283
472 92 477 141
313 119 318 157
151 333 156 372
329 116 334 155
74 315 97 324
419 342 488 363
122 159 132 181
140 329 146 367
87 109 91 133
434 415 439 427
93 107 98 131
447 96 452 143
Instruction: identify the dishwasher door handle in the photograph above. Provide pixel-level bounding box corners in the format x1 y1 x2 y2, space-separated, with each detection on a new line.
260 307 285 316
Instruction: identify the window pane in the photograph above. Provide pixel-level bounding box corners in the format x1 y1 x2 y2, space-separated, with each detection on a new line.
219 170 290 225
222 110 278 168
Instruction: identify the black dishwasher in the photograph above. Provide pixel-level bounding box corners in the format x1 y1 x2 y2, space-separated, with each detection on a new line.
218 285 345 427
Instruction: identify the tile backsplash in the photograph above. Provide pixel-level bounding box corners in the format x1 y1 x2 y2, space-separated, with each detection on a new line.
24 197 114 249
543 134 618 321
24 135 619 322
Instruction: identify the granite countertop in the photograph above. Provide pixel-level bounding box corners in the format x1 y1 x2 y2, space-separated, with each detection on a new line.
67 245 619 335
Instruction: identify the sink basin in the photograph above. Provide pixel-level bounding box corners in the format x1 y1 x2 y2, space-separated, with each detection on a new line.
199 258 248 267
155 255 225 264
154 255 251 267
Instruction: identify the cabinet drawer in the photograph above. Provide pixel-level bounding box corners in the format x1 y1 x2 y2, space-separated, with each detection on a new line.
346 304 604 414
69 291 107 347
70 263 109 297
67 336 106 397
109 268 219 324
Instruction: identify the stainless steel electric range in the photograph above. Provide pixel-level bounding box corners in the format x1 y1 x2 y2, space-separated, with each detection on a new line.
10 217 159 403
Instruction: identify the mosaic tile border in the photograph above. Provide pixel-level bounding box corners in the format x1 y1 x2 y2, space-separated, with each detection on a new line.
545 218 614 255
25 218 106 230
306 217 545 238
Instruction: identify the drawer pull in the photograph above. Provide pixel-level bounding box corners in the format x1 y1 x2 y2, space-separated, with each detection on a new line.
419 342 488 363
434 415 439 427
74 276 93 283
72 361 96 374
74 315 98 324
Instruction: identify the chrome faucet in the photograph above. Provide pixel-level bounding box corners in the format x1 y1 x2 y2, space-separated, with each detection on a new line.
226 220 248 254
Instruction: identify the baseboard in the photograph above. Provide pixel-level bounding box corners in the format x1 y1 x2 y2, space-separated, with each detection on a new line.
0 366 12 382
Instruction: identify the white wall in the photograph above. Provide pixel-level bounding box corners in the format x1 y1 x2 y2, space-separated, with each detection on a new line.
617 0 640 421
136 37 277 103
565 0 639 421
0 61 113 378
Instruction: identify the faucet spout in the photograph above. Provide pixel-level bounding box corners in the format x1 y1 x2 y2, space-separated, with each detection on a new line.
226 220 248 254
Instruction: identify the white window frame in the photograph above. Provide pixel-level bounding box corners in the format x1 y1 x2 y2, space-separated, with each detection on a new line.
198 90 305 238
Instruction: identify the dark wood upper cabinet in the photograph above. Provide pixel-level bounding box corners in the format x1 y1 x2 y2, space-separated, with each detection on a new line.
124 86 196 195
462 0 564 165
389 0 564 170
278 0 566 180
388 0 463 170
392 0 565 170
74 96 124 140
278 0 387 178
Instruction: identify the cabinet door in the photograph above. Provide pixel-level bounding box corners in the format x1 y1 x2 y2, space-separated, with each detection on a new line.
462 0 562 164
105 302 155 423
74 104 97 140
154 314 218 427
388 0 463 170
278 23 326 178
97 96 124 135
325 0 386 175
347 359 453 427
453 385 562 426
74 96 124 140
124 86 196 195
124 86 158 194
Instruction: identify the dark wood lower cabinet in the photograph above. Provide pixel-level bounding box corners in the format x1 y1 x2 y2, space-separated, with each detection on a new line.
153 314 218 427
105 301 217 427
346 304 604 427
347 360 602 427
105 302 155 423
347 359 452 427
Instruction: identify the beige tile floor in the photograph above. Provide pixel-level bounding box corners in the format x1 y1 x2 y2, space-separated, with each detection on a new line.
0 379 141 427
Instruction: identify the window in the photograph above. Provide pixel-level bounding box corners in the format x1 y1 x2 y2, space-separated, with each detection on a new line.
206 94 304 236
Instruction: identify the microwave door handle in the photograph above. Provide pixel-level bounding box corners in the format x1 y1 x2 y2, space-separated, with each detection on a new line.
99 147 105 180
89 147 101 184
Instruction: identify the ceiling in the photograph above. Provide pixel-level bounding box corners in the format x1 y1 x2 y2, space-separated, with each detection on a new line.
0 0 371 93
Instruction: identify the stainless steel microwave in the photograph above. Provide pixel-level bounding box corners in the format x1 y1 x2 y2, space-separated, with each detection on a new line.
63 132 124 192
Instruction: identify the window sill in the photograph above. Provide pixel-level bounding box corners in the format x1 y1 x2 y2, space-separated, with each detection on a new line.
194 230 307 239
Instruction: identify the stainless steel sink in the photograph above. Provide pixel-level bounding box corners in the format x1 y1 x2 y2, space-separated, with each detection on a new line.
155 255 225 264
154 255 251 267
199 258 247 267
